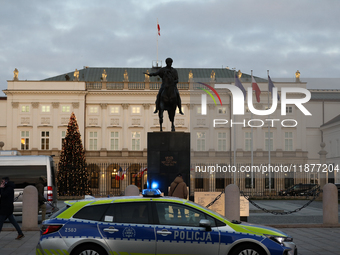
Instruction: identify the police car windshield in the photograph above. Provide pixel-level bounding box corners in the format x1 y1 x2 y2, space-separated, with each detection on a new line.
185 201 229 221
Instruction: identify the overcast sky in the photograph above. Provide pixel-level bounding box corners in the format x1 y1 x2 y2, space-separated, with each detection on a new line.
1 0 339 96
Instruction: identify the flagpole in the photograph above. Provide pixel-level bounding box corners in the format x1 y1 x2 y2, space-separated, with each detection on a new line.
267 70 271 194
233 70 236 184
251 70 254 194
157 18 159 66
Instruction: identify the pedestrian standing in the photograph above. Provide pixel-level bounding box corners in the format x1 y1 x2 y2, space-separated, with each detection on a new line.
169 173 188 221
0 177 24 240
36 176 47 222
169 173 188 199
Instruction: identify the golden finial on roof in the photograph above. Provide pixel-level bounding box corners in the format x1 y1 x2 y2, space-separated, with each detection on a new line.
210 70 216 81
124 69 129 82
13 68 19 81
102 69 107 81
145 70 150 82
237 70 242 79
73 69 79 81
188 70 193 81
295 70 301 82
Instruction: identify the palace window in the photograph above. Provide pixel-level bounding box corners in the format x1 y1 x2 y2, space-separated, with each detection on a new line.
21 105 30 112
218 107 227 114
286 106 293 114
131 132 141 150
245 173 255 188
41 131 50 150
20 131 29 150
265 132 273 151
61 130 66 148
217 132 227 151
110 132 119 150
284 132 293 151
265 173 275 189
90 107 98 114
62 106 70 112
110 106 119 114
132 107 141 114
245 132 251 151
42 105 50 113
89 132 98 150
197 132 206 151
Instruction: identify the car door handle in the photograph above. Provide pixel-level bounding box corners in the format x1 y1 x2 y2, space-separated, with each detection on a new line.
157 229 172 235
103 227 119 233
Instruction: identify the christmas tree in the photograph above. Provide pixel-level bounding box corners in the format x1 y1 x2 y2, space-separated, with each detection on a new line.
58 112 91 196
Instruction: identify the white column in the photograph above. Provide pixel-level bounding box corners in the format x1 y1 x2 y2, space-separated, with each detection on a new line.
100 103 108 150
31 102 39 149
208 104 215 151
11 102 19 149
143 104 150 150
122 104 129 149
52 102 59 149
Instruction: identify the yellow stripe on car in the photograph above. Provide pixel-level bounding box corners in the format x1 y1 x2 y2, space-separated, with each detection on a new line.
92 199 114 205
43 249 53 255
56 201 93 219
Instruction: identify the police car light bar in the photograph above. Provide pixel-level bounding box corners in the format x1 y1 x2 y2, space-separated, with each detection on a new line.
142 189 162 197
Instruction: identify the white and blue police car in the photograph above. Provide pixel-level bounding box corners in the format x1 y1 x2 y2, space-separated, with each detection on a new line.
36 189 297 255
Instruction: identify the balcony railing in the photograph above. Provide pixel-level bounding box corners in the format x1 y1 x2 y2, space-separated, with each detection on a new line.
85 82 190 90
128 83 145 90
86 82 102 90
150 83 161 90
107 83 124 90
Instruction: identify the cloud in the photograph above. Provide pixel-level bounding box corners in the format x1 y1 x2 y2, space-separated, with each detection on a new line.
1 0 340 96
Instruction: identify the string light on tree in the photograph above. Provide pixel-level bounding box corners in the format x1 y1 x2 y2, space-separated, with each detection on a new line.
58 112 91 196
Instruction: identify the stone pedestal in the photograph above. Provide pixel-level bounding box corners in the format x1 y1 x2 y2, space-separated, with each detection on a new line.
22 185 39 231
225 184 240 221
323 183 338 225
147 132 190 196
125 185 140 196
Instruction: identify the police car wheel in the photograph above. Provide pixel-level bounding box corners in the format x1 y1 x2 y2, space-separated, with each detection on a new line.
230 243 266 255
72 244 107 255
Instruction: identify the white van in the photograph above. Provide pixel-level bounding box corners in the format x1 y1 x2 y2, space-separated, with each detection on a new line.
0 154 58 215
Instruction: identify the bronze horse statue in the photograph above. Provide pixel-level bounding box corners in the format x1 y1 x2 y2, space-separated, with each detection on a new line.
145 58 183 132
159 69 177 131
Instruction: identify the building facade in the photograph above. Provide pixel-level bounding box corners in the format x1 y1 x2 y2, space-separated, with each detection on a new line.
1 66 339 196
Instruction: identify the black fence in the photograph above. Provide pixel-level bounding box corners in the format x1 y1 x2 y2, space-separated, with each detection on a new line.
192 163 320 197
56 162 321 198
57 162 147 197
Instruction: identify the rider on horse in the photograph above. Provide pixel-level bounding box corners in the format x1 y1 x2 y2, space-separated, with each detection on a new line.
145 58 184 115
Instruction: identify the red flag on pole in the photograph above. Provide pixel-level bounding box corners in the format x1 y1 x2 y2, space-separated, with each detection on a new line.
157 21 160 36
252 76 261 103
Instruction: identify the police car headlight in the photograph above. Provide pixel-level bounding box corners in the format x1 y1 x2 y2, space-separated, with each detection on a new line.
264 235 293 245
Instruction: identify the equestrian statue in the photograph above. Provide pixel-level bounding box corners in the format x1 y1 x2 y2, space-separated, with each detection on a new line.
145 58 183 132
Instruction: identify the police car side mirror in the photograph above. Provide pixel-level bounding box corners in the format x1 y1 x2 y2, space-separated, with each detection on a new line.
199 219 212 232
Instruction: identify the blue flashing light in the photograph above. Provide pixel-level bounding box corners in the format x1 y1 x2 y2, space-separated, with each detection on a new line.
142 189 162 197
151 181 159 189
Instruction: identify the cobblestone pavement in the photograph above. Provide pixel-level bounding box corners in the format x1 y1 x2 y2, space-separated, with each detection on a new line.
280 228 340 255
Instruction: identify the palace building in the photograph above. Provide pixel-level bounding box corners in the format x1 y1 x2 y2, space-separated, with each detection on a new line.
0 66 339 196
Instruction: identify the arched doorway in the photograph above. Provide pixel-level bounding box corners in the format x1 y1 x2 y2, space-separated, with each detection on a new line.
128 164 146 191
107 163 122 196
87 163 100 195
